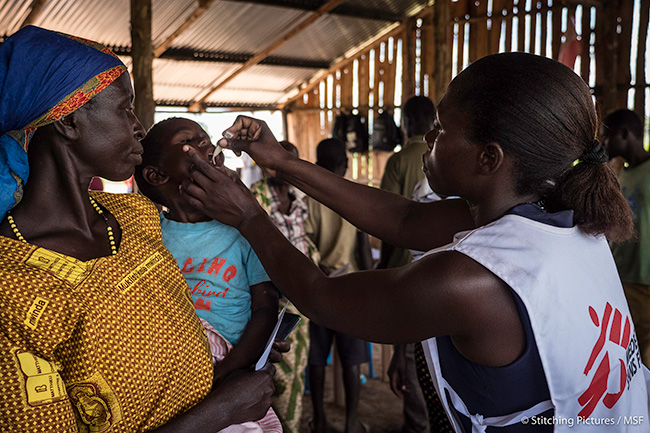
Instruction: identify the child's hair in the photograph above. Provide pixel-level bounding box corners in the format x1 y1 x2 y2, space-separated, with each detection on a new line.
133 117 181 206
456 52 633 242
316 138 347 173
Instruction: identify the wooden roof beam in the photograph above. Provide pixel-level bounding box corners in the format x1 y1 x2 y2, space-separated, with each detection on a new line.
109 46 330 69
188 0 345 112
224 0 403 22
153 0 220 58
19 0 48 29
111 45 330 69
160 47 330 69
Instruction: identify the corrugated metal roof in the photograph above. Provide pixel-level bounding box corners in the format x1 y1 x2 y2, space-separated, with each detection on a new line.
153 0 197 46
0 1 31 33
0 0 428 109
33 0 132 46
170 2 308 53
273 13 389 61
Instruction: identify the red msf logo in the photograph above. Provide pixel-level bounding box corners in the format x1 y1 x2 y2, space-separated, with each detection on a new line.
578 302 635 418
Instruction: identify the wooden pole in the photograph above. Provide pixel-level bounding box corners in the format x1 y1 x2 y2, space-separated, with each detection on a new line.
633 0 649 118
432 0 451 104
617 0 634 108
402 16 417 100
130 0 155 131
595 0 618 116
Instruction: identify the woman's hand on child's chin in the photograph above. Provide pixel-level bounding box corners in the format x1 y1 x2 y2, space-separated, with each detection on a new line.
180 145 264 229
217 115 293 178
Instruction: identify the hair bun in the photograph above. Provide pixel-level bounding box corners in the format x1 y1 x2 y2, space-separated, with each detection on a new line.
580 140 607 164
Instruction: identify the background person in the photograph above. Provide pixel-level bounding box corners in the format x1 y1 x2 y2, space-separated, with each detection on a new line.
250 140 319 433
305 138 372 433
378 95 436 269
378 95 443 433
602 108 650 368
180 52 649 432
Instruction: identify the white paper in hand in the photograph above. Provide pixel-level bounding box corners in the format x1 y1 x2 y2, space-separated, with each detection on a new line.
255 303 288 370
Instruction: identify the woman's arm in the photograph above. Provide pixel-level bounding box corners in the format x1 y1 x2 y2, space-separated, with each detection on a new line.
179 160 513 345
229 208 525 360
212 282 279 386
180 142 524 364
151 364 276 433
215 117 475 252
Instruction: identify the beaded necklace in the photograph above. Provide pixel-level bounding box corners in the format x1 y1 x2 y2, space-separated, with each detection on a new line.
6 196 117 255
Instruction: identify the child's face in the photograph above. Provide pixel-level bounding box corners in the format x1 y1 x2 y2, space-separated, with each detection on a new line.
158 118 224 187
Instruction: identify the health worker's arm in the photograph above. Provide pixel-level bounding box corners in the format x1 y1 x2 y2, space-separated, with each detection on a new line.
214 116 475 253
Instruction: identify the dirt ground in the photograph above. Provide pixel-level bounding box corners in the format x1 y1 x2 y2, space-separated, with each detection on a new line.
298 344 404 433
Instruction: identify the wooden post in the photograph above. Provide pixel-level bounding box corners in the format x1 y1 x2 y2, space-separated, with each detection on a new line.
469 0 489 63
130 0 155 131
421 14 434 98
539 0 548 57
617 0 634 108
551 2 562 59
454 0 469 73
633 0 649 118
517 0 526 52
595 0 619 116
340 65 353 110
580 0 591 82
504 0 513 53
432 0 451 104
403 17 417 100
383 38 397 108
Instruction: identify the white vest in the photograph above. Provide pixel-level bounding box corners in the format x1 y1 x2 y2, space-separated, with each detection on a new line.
421 215 650 433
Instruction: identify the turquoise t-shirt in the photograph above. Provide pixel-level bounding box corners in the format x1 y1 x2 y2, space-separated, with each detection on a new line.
160 215 270 344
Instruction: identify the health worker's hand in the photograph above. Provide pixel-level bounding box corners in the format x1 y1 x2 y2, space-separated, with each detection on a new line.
217 116 296 178
180 145 263 229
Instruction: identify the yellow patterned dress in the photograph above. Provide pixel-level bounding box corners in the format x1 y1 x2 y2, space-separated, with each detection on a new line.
0 192 213 432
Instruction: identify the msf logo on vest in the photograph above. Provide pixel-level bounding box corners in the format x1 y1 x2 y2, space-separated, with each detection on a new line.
177 256 238 311
578 302 642 419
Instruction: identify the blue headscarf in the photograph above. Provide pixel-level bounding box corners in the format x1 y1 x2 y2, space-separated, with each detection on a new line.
0 25 127 219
